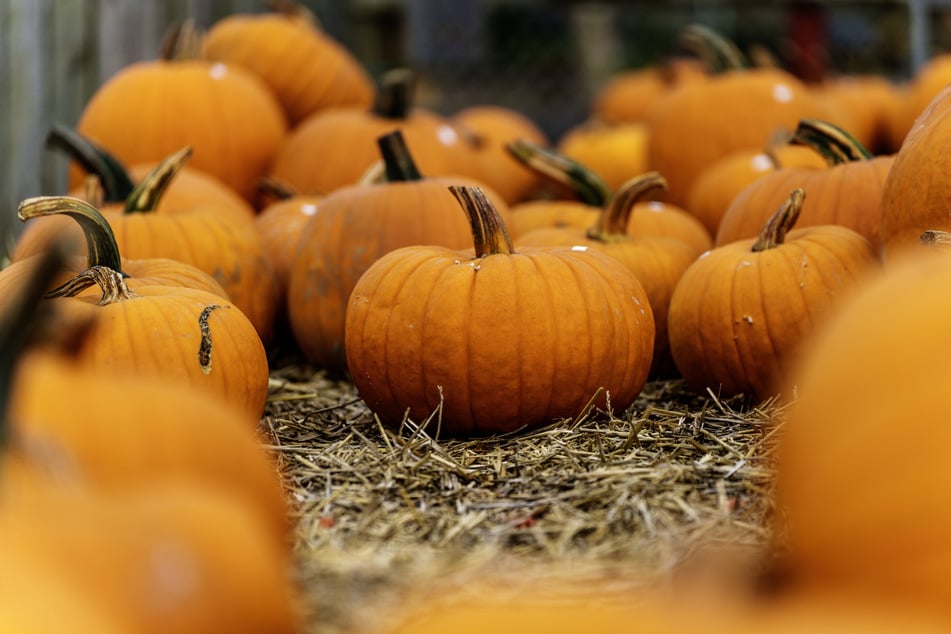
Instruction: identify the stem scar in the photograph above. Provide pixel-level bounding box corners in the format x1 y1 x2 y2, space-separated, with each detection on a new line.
198 304 227 375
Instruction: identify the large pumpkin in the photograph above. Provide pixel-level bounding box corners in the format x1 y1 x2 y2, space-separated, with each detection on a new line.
345 185 655 436
667 189 878 401
287 130 510 370
647 25 826 205
880 84 951 260
72 27 287 200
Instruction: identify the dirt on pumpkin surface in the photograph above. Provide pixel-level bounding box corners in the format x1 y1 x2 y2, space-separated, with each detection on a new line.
260 357 788 634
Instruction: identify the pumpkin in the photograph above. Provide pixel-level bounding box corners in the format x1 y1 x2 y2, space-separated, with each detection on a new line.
36 262 269 423
0 256 288 540
555 120 650 193
287 130 510 370
451 104 549 204
19 151 280 343
591 57 707 125
345 185 654 436
203 1 375 125
716 120 893 252
72 24 287 200
506 140 712 255
684 144 826 236
887 53 951 151
880 84 951 260
268 68 469 195
774 249 951 618
647 25 826 206
811 75 903 155
667 188 878 401
516 172 698 374
0 483 302 634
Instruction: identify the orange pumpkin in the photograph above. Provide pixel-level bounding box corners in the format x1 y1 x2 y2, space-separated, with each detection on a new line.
685 144 826 236
880 84 951 260
203 2 375 125
667 189 878 401
72 26 287 200
516 173 699 373
287 130 510 370
345 185 654 436
647 25 826 205
811 74 903 155
775 249 951 618
592 57 707 124
268 69 468 195
887 53 951 151
716 120 893 252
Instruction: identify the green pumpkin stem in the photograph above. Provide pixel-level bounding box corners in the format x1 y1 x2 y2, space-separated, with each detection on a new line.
124 146 192 213
789 119 873 164
505 139 611 207
377 130 424 182
44 124 135 202
679 24 750 73
752 188 806 252
256 176 300 202
0 245 70 450
45 266 137 305
17 196 127 276
589 172 668 240
449 186 514 258
374 68 415 120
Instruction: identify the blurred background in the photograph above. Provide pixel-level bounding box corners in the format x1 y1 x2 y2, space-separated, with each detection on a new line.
3 0 951 249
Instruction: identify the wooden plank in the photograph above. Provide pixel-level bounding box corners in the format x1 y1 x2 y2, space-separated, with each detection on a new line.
97 0 166 82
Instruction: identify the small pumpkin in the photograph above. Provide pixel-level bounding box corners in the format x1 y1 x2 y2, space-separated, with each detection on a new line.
555 120 651 193
667 188 878 401
345 185 654 436
202 1 375 125
287 130 510 370
591 57 707 125
72 24 287 200
715 119 893 252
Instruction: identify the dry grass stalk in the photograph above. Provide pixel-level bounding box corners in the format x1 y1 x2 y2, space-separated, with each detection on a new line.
261 362 789 634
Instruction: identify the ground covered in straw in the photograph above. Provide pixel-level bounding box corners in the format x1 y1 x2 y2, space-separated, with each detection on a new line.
261 359 788 634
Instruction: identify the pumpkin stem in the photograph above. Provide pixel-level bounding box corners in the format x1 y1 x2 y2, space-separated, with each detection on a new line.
44 124 136 202
751 188 806 252
788 119 873 164
45 266 137 305
17 196 127 276
256 176 300 203
505 139 611 207
0 245 70 451
679 24 750 73
124 146 193 214
160 20 203 61
374 68 415 120
377 130 424 182
589 171 668 240
920 230 951 247
448 186 514 258
265 0 319 25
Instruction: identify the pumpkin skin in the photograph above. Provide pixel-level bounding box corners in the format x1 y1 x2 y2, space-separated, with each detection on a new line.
203 9 375 125
667 189 878 401
345 186 654 436
73 59 286 201
774 250 951 618
888 54 951 151
685 145 826 236
716 121 893 252
592 58 707 125
880 84 951 260
287 132 511 370
254 193 323 312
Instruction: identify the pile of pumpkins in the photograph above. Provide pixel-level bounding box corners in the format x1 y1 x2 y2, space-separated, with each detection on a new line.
8 1 951 629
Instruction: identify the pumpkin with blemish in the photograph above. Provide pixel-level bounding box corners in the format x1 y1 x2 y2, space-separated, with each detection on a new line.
345 185 654 436
667 188 878 401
